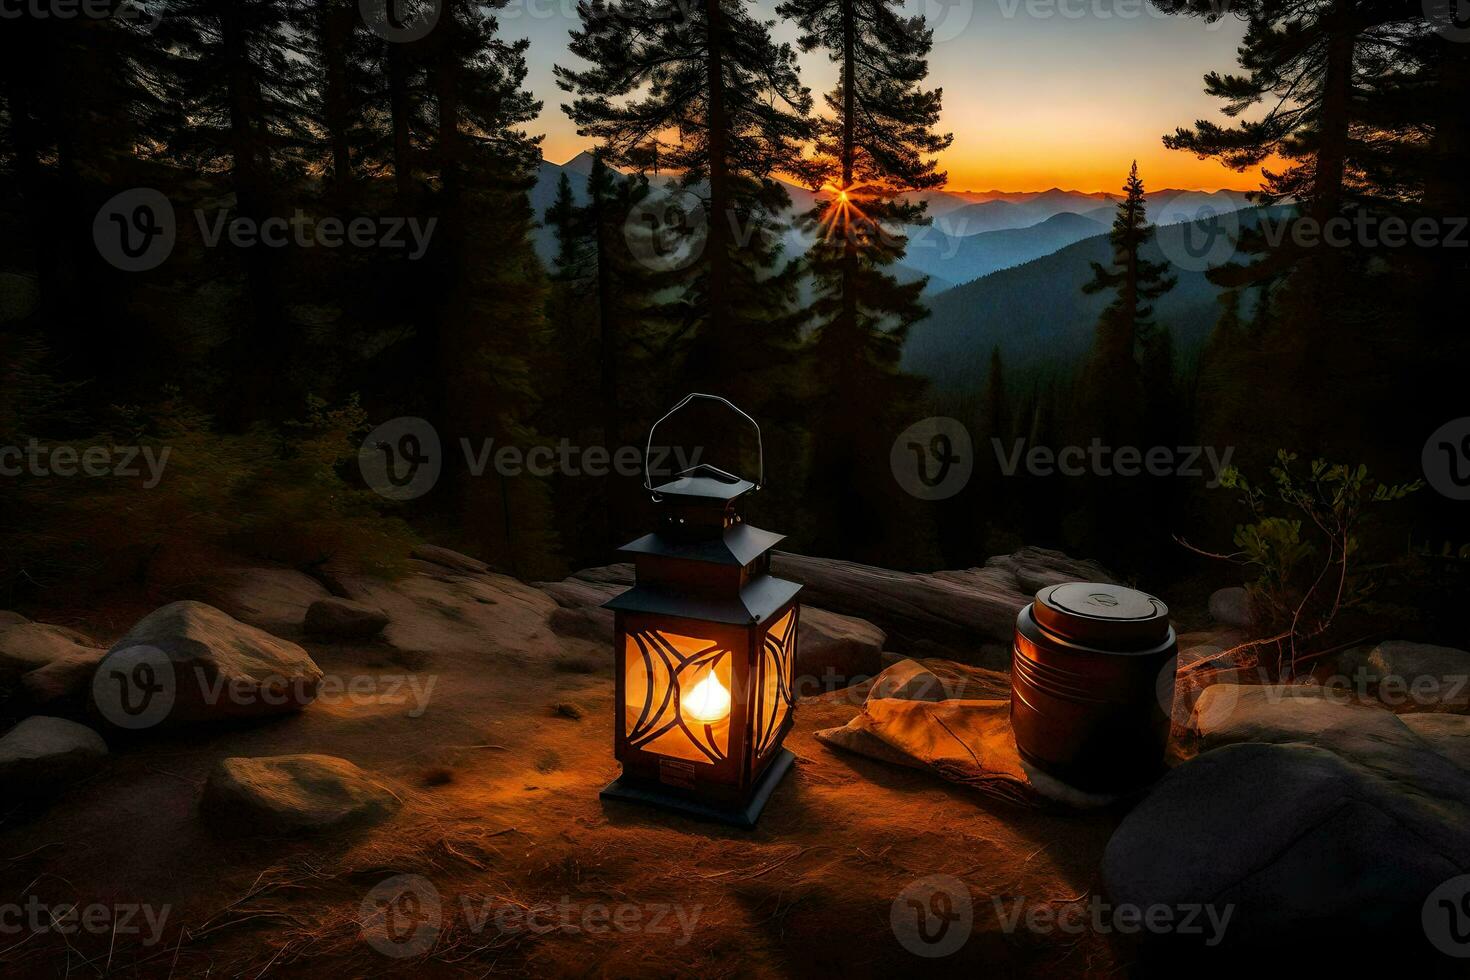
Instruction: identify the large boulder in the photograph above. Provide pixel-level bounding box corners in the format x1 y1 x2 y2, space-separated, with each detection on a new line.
1110 685 1470 958
0 717 108 792
304 598 390 640
201 754 400 835
211 567 333 637
0 623 100 679
0 611 29 627
1402 713 1470 771
795 607 885 689
1104 741 1470 955
91 601 323 726
1334 640 1470 713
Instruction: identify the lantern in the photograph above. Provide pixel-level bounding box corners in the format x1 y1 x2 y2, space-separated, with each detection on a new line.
600 394 802 828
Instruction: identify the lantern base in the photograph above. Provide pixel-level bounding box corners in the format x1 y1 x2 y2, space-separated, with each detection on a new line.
601 748 795 829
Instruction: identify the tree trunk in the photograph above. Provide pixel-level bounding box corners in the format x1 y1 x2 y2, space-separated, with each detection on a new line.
322 0 356 200
389 43 415 205
838 0 858 346
703 0 731 354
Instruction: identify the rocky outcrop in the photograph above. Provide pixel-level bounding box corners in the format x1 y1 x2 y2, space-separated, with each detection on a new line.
0 623 101 679
212 567 332 637
1334 640 1470 713
0 717 108 792
771 547 1114 662
304 598 390 640
91 601 323 726
544 547 1114 666
21 647 107 705
411 544 490 576
201 754 400 835
1108 683 1470 955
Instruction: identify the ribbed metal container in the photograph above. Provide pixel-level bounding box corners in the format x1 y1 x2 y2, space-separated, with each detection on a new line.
1010 582 1177 793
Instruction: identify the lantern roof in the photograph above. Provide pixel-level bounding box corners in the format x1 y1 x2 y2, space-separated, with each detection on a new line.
651 463 756 503
617 523 784 566
603 575 801 625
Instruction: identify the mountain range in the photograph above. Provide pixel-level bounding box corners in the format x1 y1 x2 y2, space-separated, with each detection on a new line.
902 207 1290 392
527 153 1269 386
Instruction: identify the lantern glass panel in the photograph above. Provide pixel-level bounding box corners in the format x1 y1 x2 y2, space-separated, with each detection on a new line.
753 607 798 760
623 628 735 765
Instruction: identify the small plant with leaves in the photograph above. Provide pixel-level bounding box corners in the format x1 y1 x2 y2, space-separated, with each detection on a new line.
1182 451 1422 679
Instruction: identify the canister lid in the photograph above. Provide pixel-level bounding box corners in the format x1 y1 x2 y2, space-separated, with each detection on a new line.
1032 582 1171 650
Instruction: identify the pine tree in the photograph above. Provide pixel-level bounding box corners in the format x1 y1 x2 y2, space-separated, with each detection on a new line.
421 0 561 577
556 0 813 394
1079 162 1176 441
774 0 950 561
1152 0 1420 289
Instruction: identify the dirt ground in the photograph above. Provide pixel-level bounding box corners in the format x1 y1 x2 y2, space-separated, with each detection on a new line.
1 608 1132 978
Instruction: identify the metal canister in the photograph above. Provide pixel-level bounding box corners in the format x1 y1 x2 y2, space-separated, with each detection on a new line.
1010 582 1178 793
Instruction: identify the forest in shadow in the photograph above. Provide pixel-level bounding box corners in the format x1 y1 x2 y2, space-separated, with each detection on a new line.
2 0 1468 661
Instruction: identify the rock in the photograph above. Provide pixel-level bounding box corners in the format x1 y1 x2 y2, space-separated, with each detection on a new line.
771 547 1116 662
1103 741 1470 951
212 567 332 637
201 755 400 835
93 601 323 725
411 544 490 576
796 607 885 687
547 606 611 643
1190 684 1446 780
1402 713 1470 770
332 568 567 661
21 647 107 705
0 717 108 792
0 623 101 679
0 611 29 627
1334 640 1470 713
303 598 390 640
1207 586 1253 628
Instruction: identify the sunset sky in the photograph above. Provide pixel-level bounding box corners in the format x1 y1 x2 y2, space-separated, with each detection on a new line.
502 0 1265 193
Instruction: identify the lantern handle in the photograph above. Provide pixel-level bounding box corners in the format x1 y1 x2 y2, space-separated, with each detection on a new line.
643 393 764 497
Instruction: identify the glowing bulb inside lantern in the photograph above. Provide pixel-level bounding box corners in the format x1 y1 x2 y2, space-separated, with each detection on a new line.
683 671 731 723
